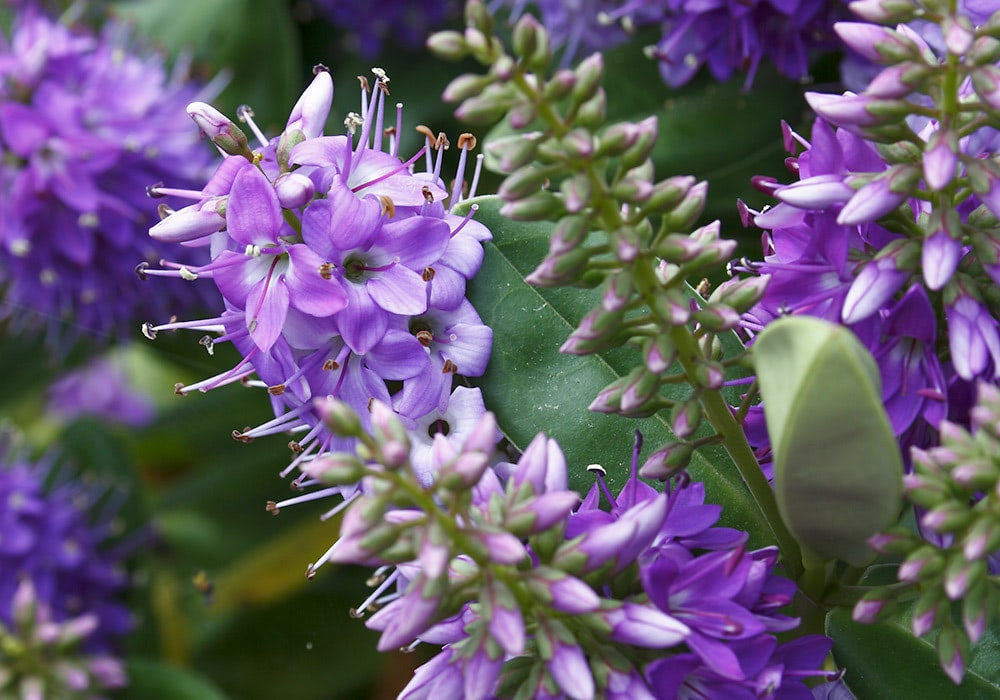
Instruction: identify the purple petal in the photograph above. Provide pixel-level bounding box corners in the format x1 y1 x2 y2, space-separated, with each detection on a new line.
547 642 594 700
381 217 452 269
285 244 348 316
227 163 282 247
338 283 388 354
246 272 289 351
367 266 428 315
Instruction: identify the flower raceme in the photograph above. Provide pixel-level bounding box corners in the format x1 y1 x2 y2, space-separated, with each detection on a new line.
143 66 492 495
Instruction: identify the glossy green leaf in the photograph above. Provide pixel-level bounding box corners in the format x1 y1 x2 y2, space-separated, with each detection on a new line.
753 316 903 566
828 608 1000 699
463 196 771 546
122 658 229 700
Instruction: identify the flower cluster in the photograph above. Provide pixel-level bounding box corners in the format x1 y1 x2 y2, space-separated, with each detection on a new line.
308 0 463 57
493 0 845 86
737 4 1000 462
0 7 217 346
47 351 157 428
144 66 492 488
0 440 130 696
856 381 1000 684
309 399 833 698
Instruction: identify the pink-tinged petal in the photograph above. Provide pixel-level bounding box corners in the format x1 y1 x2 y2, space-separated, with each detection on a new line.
325 179 384 251
227 164 282 247
547 642 594 700
367 266 428 315
285 69 333 139
836 178 907 226
338 282 388 354
149 201 225 243
246 269 290 352
774 174 854 209
289 134 350 169
0 103 49 157
365 330 429 380
381 217 452 269
213 251 270 306
285 244 347 316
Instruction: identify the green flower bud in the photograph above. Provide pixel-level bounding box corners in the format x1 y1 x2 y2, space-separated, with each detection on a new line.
426 30 470 60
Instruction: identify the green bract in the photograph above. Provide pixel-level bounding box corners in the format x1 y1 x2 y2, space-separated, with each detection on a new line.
753 316 903 566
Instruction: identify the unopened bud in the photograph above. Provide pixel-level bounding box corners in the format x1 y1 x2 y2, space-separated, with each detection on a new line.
187 102 252 158
315 397 363 437
427 30 470 60
619 116 658 171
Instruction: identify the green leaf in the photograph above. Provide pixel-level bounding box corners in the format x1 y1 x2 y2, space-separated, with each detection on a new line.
753 316 903 566
122 658 230 700
464 196 771 546
828 608 1000 699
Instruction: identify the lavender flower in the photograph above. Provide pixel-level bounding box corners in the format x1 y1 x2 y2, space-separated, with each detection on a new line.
0 439 130 695
47 350 157 427
144 66 491 485
308 0 462 57
0 8 217 346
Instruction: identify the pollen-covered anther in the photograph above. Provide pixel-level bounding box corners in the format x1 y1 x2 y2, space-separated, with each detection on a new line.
323 359 340 370
135 262 149 280
266 500 280 515
422 267 435 282
416 330 433 347
198 335 215 355
457 133 477 150
318 262 335 280
174 382 185 395
179 266 198 281
268 384 286 396
442 359 458 374
587 463 607 474
379 195 396 218
232 428 254 443
288 440 303 453
422 185 434 203
435 132 450 150
371 66 389 84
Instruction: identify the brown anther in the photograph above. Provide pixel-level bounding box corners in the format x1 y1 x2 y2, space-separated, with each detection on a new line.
377 81 390 97
422 267 435 282
198 335 215 355
174 382 185 395
323 359 340 370
156 203 173 220
313 63 330 75
306 566 317 580
442 359 458 374
318 262 334 280
416 330 433 347
384 126 397 138
232 428 254 443
415 124 435 144
696 278 711 296
268 384 286 396
365 572 387 587
379 195 396 218
421 185 434 203
357 75 369 91
145 183 164 198
435 132 450 150
367 397 375 412
288 440 303 453
457 133 477 150
266 500 280 515
239 376 254 387
349 607 364 618
141 322 157 340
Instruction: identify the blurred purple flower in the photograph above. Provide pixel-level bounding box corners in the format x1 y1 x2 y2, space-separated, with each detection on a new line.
308 0 462 57
0 8 217 346
47 351 156 427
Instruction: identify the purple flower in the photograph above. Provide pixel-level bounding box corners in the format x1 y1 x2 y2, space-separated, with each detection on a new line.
0 449 132 656
47 350 156 427
945 285 1000 381
308 0 462 57
0 8 216 346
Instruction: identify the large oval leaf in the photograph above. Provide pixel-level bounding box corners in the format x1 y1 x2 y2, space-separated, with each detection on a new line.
753 316 903 565
463 196 772 546
828 607 1000 699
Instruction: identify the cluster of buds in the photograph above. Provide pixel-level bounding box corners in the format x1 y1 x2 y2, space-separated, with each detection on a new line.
857 381 1000 684
0 580 126 698
142 65 493 487
430 1 770 480
312 401 831 697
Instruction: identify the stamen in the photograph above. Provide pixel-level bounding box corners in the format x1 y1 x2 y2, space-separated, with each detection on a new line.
236 104 270 148
350 143 428 194
146 183 208 200
392 103 403 158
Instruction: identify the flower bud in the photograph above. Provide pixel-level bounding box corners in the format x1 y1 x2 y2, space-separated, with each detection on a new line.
560 173 593 213
525 247 590 286
544 70 577 101
619 116 657 171
499 191 564 220
273 172 315 209
575 89 607 128
485 132 541 173
314 397 363 437
571 53 604 106
499 165 552 201
187 102 252 158
660 181 708 231
442 73 498 103
643 335 677 374
301 453 367 485
426 30 469 60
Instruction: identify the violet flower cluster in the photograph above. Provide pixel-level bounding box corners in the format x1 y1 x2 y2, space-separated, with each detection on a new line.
737 4 1000 464
0 440 130 696
308 399 834 698
493 0 845 86
0 7 217 345
308 0 463 57
144 66 492 493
